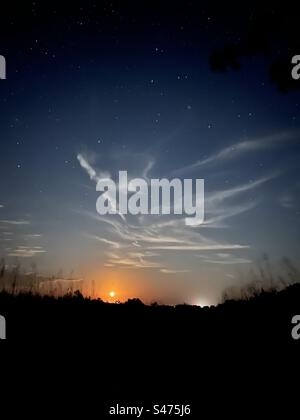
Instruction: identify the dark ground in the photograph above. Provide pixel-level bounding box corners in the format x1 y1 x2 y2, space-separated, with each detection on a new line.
1 284 299 417
1 283 300 343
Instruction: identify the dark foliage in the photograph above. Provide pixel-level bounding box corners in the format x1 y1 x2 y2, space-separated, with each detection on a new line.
1 282 300 348
210 3 300 93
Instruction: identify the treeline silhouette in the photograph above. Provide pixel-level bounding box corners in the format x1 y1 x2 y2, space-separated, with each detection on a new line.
0 275 299 346
0 255 299 344
209 3 300 93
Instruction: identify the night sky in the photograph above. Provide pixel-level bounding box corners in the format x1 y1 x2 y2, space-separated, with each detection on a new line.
0 1 300 304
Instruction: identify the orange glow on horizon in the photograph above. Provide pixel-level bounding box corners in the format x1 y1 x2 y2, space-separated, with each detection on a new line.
81 265 189 305
84 267 145 302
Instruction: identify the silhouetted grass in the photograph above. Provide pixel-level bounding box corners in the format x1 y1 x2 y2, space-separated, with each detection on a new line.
0 281 299 344
1 255 299 343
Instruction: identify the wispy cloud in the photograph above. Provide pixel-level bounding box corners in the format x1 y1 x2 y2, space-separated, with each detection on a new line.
279 193 294 209
204 258 251 264
108 255 162 269
142 159 155 179
196 174 278 229
77 153 97 181
77 153 125 221
105 249 163 269
79 204 250 271
160 269 191 274
172 131 297 175
201 201 257 228
75 146 280 274
77 153 110 181
86 234 121 249
196 252 252 265
0 220 30 225
206 173 278 204
8 246 46 258
147 243 249 251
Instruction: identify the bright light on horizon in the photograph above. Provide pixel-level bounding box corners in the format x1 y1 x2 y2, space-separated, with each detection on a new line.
109 291 116 298
195 299 210 308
